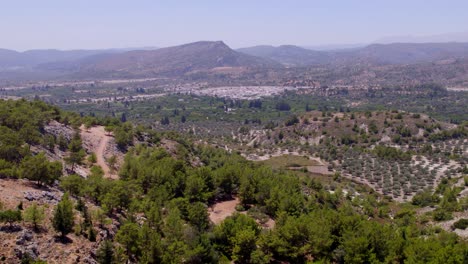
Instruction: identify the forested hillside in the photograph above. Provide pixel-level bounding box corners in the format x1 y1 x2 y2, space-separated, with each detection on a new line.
0 99 467 263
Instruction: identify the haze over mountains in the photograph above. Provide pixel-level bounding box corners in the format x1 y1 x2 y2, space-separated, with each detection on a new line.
0 49 122 70
375 31 468 44
238 42 468 66
2 40 468 81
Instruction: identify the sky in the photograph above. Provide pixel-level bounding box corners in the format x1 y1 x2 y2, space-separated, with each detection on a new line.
1 0 468 51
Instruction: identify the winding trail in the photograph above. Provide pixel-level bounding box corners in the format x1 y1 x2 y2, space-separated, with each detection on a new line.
80 126 117 179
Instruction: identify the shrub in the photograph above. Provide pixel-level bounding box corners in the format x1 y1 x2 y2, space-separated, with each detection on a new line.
284 115 299 126
432 209 452 222
0 209 22 225
452 219 468 230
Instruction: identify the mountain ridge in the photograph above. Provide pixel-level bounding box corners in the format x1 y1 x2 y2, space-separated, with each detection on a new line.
56 41 283 78
238 42 468 66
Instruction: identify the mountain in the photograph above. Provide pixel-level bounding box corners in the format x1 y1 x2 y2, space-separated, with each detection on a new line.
302 43 366 51
237 45 332 66
3 41 468 82
375 32 468 44
238 42 468 66
350 42 468 64
0 49 26 69
69 41 282 77
0 49 124 70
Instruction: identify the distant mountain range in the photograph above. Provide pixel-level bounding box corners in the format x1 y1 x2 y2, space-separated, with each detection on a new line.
237 45 331 66
0 49 119 70
237 42 468 66
2 41 468 82
374 32 468 44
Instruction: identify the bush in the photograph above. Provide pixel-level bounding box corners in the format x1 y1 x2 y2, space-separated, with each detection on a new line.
432 209 452 222
88 153 97 164
0 209 22 225
452 219 468 230
411 189 437 207
284 115 299 126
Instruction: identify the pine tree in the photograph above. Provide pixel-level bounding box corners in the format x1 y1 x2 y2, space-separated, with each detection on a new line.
24 203 45 231
97 240 114 264
53 193 74 238
0 209 22 225
65 132 85 171
116 222 140 259
57 134 68 151
21 152 62 186
88 226 97 242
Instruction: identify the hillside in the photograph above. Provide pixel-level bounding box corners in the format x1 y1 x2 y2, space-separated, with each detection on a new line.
237 45 331 66
351 42 468 64
233 110 467 201
238 42 468 66
69 41 282 78
0 49 126 70
2 42 468 85
0 99 467 263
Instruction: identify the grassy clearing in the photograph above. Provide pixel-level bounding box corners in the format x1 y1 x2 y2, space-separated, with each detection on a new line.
259 155 321 170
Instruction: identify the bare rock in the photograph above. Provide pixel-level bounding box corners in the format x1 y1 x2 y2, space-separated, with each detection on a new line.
16 230 33 245
14 242 39 261
44 121 75 141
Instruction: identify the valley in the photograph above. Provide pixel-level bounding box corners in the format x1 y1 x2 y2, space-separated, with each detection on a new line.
0 39 467 264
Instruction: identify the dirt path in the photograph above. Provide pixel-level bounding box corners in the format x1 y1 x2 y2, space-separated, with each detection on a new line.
80 126 117 179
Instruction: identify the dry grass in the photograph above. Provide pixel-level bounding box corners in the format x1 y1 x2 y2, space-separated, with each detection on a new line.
259 154 321 170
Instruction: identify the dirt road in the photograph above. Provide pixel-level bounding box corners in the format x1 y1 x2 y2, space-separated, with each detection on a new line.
80 126 117 179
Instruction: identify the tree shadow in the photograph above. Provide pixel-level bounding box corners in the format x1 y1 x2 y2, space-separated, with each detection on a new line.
54 235 73 244
31 226 47 234
24 180 51 191
0 224 22 233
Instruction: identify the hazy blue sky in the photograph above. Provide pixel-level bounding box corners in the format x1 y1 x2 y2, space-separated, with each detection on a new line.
2 0 468 50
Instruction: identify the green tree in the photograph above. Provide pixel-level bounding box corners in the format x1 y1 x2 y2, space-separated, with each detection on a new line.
187 202 210 231
57 134 68 151
114 124 133 150
60 174 85 197
213 213 259 259
232 229 257 263
52 193 74 238
83 167 111 204
184 173 208 202
21 152 62 186
88 226 97 242
97 240 115 264
139 224 162 263
92 208 110 228
23 203 45 231
88 152 97 164
65 132 85 171
42 134 56 152
107 155 117 172
19 123 41 144
101 181 134 213
0 209 22 225
116 222 140 260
